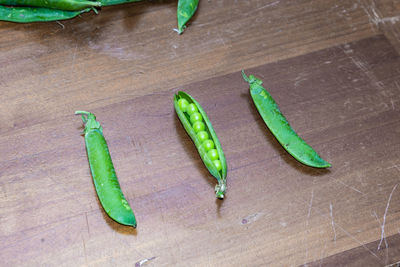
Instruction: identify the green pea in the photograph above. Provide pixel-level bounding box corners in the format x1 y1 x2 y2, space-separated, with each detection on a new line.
190 112 203 124
202 139 215 151
213 160 222 171
178 98 189 112
186 103 198 116
174 91 227 199
207 149 219 161
192 121 205 133
75 111 137 228
242 71 331 168
196 131 209 143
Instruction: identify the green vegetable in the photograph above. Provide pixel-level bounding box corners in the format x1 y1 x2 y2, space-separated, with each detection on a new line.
190 112 202 124
174 91 227 199
197 131 209 142
100 0 141 7
202 139 214 151
0 5 92 22
192 121 205 133
176 0 199 34
242 71 331 168
186 103 198 115
76 111 137 227
0 0 100 11
207 149 218 161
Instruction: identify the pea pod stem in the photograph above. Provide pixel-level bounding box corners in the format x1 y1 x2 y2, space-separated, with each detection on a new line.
76 111 137 227
174 91 227 199
242 71 331 168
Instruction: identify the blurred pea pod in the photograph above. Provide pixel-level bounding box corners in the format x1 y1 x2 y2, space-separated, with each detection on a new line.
176 0 199 34
0 5 92 22
0 0 100 11
174 91 227 199
100 0 141 7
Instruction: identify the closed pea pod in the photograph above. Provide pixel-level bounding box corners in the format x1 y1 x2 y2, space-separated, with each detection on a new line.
0 0 100 11
242 71 331 168
0 6 92 23
176 0 199 34
174 91 227 199
75 111 137 227
100 0 141 7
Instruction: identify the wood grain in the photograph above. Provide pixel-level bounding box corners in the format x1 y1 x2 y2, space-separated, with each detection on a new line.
1 0 400 266
0 0 377 133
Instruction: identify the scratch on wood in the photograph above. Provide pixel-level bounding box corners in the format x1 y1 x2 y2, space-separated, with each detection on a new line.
82 236 88 266
294 72 308 87
335 222 380 259
372 211 388 251
335 179 364 195
56 21 65 29
303 189 314 265
341 45 387 93
385 260 400 267
378 183 398 250
255 0 280 12
303 197 380 259
359 0 400 29
241 212 263 225
307 189 314 225
85 212 90 237
135 256 156 267
329 203 337 244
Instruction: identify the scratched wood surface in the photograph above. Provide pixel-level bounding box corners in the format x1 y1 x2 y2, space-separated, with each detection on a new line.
1 0 400 266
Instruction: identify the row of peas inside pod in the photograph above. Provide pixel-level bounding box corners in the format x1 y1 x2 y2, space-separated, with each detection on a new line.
177 98 223 172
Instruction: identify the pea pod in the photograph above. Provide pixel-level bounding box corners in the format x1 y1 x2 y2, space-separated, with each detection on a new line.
76 111 137 227
176 0 199 34
0 0 100 11
0 6 92 23
242 71 331 168
100 0 141 7
174 91 227 199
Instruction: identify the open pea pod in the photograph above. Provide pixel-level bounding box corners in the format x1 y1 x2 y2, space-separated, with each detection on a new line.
174 91 227 199
76 111 137 227
242 71 331 168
